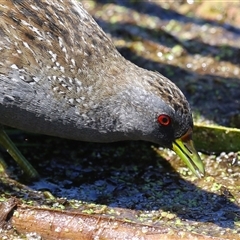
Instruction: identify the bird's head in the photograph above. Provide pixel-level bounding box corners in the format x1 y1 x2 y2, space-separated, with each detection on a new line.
125 70 205 178
155 110 204 178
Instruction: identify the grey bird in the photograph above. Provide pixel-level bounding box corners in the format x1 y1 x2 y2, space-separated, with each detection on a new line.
0 0 204 178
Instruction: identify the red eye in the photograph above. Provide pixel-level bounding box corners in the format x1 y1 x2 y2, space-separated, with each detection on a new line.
157 114 171 126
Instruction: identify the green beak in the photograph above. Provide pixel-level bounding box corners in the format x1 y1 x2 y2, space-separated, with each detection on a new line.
172 128 205 178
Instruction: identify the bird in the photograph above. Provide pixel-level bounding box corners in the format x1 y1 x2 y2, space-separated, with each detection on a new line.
0 0 204 179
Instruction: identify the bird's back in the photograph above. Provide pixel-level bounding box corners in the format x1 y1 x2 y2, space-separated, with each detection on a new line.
0 0 133 141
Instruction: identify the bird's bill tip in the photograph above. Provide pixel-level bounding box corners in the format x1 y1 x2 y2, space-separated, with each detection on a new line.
172 128 205 178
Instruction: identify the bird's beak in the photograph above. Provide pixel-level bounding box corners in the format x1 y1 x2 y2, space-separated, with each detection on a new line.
172 127 205 178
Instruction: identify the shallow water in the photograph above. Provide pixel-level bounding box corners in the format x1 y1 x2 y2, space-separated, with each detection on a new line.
1 1 240 239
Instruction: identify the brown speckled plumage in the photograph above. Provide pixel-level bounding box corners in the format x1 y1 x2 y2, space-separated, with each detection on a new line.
0 0 194 149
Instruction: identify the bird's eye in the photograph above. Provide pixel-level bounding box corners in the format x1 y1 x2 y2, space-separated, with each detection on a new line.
157 114 171 126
